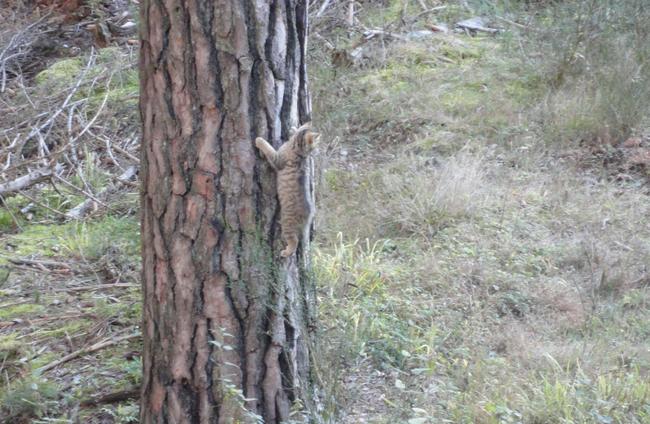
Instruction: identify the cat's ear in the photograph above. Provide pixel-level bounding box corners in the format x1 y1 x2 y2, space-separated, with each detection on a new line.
296 122 311 133
307 132 320 147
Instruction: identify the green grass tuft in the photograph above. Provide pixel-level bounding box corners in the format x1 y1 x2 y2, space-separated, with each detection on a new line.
0 376 60 421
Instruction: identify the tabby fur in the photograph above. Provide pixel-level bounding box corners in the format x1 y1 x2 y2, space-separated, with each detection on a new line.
255 124 320 257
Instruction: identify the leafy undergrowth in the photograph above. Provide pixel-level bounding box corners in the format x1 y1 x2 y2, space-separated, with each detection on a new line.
1 0 650 423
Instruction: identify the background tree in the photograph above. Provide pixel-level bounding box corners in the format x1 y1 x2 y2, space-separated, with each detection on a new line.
138 0 318 422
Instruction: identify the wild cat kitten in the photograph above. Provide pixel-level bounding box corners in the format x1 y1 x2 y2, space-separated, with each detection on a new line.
255 123 320 258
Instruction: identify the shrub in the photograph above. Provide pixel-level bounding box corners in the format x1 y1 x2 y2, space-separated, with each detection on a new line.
0 376 59 422
509 0 650 144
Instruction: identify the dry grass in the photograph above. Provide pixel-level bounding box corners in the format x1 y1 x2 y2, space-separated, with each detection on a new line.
377 150 489 237
312 1 650 422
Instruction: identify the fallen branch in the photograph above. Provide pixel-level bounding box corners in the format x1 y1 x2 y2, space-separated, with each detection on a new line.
38 332 141 373
347 0 354 26
111 142 140 164
494 15 527 29
68 73 112 146
0 299 32 309
455 17 499 34
407 5 447 23
315 0 333 18
0 167 52 195
51 282 138 293
362 29 408 41
0 313 97 329
4 256 73 269
80 386 140 407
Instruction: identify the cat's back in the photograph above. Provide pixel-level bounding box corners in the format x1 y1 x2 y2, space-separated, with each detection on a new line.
277 156 310 221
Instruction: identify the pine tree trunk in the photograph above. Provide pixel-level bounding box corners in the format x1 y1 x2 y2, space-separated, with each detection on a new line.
138 0 317 422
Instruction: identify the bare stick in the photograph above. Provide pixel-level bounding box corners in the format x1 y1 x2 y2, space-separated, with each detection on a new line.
80 387 140 407
52 174 107 208
51 283 138 293
1 255 72 269
17 53 95 153
38 332 141 373
494 15 527 29
0 299 32 309
347 0 354 26
315 0 332 17
407 5 447 23
0 313 97 329
104 134 126 172
0 167 52 195
111 140 140 164
68 73 112 146
17 190 68 218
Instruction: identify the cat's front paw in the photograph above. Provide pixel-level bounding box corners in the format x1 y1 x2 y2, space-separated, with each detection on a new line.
280 247 295 258
255 137 266 150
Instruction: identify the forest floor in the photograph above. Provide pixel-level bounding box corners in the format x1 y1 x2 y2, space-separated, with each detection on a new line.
1 1 650 423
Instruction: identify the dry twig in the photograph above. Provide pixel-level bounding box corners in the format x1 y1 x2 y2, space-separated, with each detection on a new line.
38 332 141 373
80 387 140 407
0 166 53 195
66 165 138 219
51 282 138 293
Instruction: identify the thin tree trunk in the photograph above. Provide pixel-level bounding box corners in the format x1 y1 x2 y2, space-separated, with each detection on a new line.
139 0 318 422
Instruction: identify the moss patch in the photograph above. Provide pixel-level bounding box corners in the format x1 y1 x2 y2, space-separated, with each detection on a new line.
5 215 140 259
0 303 46 320
0 334 24 362
35 57 83 86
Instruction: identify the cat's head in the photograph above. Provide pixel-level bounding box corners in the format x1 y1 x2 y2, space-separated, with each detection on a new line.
291 123 320 155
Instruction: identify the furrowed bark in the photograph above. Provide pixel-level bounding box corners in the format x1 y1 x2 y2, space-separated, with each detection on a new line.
139 0 317 422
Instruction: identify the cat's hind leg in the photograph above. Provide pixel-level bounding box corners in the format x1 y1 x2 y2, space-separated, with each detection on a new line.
281 233 299 258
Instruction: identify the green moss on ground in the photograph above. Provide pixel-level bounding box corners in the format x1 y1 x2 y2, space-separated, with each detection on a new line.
4 215 139 259
0 303 46 320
